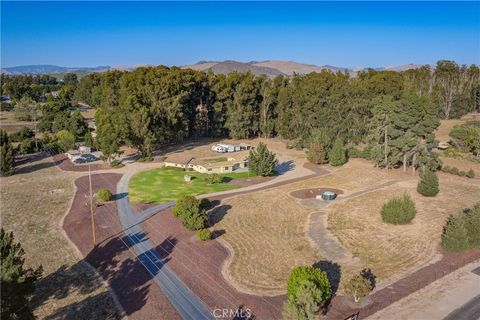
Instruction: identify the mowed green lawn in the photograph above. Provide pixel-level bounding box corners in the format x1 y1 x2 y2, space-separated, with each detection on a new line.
128 167 253 204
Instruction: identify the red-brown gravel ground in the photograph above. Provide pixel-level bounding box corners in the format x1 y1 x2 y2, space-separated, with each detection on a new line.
63 173 180 320
53 154 111 172
325 248 480 319
142 207 285 320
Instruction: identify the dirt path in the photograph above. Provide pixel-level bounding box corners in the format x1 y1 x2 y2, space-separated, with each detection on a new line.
305 181 397 262
308 212 349 261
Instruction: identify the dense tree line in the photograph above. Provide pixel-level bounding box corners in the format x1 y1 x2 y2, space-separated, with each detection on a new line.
2 60 478 167
1 74 60 101
74 60 477 166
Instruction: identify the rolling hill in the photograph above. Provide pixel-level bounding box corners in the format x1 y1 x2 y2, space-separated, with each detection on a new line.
1 61 427 77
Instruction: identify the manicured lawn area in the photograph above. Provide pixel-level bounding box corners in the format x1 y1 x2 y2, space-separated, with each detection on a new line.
129 167 253 204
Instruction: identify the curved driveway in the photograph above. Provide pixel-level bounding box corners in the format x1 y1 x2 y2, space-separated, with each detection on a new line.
115 160 320 319
117 170 213 320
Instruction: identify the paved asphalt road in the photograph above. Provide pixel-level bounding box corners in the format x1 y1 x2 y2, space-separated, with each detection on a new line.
117 171 213 320
443 294 480 320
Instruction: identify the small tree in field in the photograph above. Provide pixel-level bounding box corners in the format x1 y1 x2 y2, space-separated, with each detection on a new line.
329 138 347 166
381 194 416 224
97 188 112 202
283 280 325 320
0 129 15 176
417 170 439 197
248 142 278 176
283 266 331 319
344 273 373 302
1 229 43 320
173 195 208 231
306 128 330 164
442 214 469 253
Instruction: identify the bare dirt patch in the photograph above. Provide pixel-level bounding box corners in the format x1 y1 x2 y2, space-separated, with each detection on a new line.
0 157 119 319
435 118 466 142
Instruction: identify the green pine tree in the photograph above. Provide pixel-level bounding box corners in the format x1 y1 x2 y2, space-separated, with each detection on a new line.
306 128 330 164
417 170 439 196
248 142 278 176
442 215 469 252
329 138 347 166
1 228 43 320
0 129 15 176
464 203 480 248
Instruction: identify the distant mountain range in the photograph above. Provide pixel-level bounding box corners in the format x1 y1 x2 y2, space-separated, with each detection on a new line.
1 61 425 77
0 65 111 75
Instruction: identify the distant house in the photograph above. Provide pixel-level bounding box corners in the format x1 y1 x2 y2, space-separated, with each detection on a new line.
164 151 249 174
211 143 253 153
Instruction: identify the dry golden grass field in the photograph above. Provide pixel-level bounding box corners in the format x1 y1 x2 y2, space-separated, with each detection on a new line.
0 157 119 319
214 159 480 295
0 110 35 133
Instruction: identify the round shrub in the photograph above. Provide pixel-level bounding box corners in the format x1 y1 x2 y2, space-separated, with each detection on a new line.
97 188 112 202
466 169 475 179
416 170 439 197
197 229 212 241
286 266 331 302
173 195 207 231
202 173 223 184
380 194 416 224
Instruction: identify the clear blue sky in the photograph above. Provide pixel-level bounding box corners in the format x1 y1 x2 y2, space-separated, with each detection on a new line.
1 1 479 68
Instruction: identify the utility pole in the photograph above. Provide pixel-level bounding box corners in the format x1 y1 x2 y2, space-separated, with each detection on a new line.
88 163 96 246
33 105 38 152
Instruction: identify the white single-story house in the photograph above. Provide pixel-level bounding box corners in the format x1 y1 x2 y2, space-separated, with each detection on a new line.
164 152 249 174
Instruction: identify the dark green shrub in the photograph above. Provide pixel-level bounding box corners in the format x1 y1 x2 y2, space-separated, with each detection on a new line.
10 127 34 142
464 204 480 248
329 138 347 166
451 167 460 175
18 138 36 155
416 170 439 197
97 188 112 202
84 132 95 148
286 266 331 302
110 160 124 168
0 129 15 176
380 194 416 224
442 214 469 253
173 195 207 231
347 146 370 159
137 156 153 162
248 142 278 176
202 173 223 184
197 229 212 241
466 169 475 178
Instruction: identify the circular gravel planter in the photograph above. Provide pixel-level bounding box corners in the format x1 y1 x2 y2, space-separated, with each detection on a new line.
290 187 344 200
